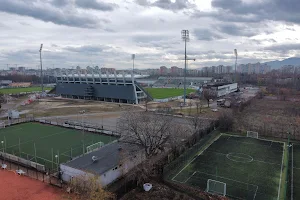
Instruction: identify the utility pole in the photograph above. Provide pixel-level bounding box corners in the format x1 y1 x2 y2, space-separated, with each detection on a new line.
234 49 238 83
181 30 190 106
39 44 44 93
132 54 135 74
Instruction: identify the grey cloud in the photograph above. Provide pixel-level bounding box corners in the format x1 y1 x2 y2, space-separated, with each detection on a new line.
75 0 117 11
193 28 224 41
136 0 194 11
209 0 300 25
133 35 169 43
51 0 69 7
0 0 103 28
64 45 109 53
217 24 257 37
264 43 300 53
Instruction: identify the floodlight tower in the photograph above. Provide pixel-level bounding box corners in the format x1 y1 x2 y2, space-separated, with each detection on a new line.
181 30 189 106
132 54 135 74
234 49 238 83
39 44 44 93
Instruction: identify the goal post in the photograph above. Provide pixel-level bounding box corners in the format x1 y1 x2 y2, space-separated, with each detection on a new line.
0 122 5 129
247 131 258 139
86 141 104 153
206 179 226 196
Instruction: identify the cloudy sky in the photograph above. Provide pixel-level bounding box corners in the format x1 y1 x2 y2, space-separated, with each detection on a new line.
0 0 299 70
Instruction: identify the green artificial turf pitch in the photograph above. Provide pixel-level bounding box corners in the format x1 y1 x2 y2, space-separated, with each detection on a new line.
0 122 116 170
292 144 300 199
0 86 53 94
171 134 284 200
145 88 195 99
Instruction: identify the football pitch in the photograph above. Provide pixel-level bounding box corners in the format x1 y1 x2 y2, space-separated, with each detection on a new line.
0 86 53 94
0 122 117 170
171 134 285 200
145 88 195 99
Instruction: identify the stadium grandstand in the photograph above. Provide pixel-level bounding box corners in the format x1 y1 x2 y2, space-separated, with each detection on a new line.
152 77 213 88
55 71 152 104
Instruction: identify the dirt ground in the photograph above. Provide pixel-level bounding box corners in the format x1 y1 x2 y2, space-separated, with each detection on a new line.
0 169 65 200
17 97 140 117
234 97 300 139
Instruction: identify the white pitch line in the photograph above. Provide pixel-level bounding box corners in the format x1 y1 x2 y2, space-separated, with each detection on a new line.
184 171 197 183
171 134 222 182
277 142 285 200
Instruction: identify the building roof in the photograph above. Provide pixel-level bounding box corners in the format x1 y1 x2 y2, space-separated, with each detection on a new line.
62 141 143 175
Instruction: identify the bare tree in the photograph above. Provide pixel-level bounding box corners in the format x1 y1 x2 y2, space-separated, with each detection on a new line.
68 175 115 200
203 89 216 108
195 99 203 114
218 110 234 131
188 114 203 134
117 111 174 157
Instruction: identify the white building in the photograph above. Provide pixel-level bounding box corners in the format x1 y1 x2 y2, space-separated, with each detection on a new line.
207 83 238 97
60 141 145 186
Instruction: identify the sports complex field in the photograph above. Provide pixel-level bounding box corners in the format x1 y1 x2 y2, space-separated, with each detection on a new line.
145 88 195 99
169 134 286 200
0 86 53 94
0 122 116 171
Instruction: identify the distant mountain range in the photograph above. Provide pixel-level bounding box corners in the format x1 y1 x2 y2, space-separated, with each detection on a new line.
264 57 300 69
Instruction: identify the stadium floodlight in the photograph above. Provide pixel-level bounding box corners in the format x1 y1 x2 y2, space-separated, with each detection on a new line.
39 44 44 93
234 49 238 83
181 30 189 106
132 54 135 74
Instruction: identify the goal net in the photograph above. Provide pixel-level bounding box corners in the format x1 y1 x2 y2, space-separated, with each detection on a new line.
0 122 5 129
206 179 226 196
247 131 258 139
86 141 104 153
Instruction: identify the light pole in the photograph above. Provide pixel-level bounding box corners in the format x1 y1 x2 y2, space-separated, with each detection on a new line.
181 30 189 106
1 141 4 153
55 155 58 171
234 49 238 83
132 54 135 74
39 44 44 93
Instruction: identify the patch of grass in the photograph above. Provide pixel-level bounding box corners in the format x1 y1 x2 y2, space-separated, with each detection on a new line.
171 135 284 200
0 122 117 170
145 88 195 99
0 87 53 94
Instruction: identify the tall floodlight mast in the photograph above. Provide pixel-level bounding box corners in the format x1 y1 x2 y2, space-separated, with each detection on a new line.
181 30 189 106
39 44 44 93
132 54 135 74
234 49 238 83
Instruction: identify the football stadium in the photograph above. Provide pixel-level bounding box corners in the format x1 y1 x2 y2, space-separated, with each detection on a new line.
54 72 216 102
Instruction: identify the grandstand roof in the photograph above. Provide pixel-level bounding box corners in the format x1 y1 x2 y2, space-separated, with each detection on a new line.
56 74 149 79
62 141 143 175
158 76 213 81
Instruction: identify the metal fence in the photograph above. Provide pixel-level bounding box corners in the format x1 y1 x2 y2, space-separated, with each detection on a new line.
0 157 62 187
163 122 218 181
